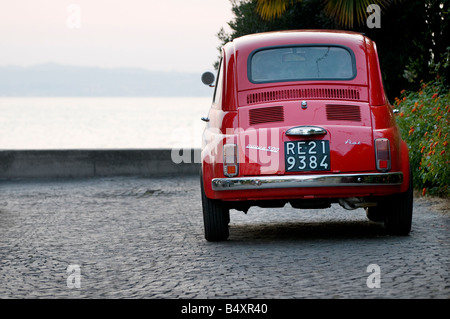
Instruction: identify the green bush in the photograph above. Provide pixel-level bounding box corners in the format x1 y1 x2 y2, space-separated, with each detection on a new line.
395 76 449 197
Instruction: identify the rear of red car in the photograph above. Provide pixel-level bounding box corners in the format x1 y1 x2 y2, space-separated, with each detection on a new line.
201 31 412 241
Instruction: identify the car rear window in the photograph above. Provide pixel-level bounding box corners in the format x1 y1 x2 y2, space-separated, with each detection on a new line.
249 45 356 83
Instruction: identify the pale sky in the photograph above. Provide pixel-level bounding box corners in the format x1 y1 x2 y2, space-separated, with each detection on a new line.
0 0 233 73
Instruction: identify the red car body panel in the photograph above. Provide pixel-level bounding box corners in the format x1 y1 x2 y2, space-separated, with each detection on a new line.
201 30 410 205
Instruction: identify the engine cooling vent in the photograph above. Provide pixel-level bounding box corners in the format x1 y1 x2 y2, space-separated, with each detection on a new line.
326 104 361 122
247 88 360 105
249 106 284 125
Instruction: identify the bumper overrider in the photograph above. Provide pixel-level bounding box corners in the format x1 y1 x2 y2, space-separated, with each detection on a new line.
211 172 403 191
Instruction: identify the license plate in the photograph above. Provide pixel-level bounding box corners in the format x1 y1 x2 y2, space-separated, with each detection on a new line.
284 140 330 172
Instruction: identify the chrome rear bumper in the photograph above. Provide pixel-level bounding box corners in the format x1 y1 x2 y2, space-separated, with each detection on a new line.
211 172 403 191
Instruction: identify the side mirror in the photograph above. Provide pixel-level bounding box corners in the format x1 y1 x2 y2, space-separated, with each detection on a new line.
201 72 215 87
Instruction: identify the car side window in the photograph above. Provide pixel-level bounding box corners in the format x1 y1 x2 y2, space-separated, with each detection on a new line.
213 58 224 108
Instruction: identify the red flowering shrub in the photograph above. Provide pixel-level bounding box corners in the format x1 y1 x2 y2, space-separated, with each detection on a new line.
395 77 449 197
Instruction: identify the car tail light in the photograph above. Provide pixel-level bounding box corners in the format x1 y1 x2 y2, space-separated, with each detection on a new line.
223 144 238 177
375 138 391 172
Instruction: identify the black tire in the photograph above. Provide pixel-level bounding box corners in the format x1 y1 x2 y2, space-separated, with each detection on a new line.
384 168 413 235
200 178 230 241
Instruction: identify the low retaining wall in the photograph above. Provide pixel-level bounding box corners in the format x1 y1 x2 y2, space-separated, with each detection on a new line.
0 149 201 179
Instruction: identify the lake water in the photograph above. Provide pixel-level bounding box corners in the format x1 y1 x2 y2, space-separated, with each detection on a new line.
0 97 212 150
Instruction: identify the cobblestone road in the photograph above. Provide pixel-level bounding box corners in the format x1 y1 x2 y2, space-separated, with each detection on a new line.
0 175 448 299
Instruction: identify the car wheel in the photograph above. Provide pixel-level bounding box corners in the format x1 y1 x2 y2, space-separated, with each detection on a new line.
384 168 413 236
200 177 230 241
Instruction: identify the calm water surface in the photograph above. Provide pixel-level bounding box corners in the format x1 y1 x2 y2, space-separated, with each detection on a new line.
0 97 211 149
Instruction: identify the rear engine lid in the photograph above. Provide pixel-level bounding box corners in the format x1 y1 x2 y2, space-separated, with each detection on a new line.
236 100 376 176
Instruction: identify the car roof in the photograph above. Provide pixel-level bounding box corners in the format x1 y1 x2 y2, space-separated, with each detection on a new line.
230 30 367 52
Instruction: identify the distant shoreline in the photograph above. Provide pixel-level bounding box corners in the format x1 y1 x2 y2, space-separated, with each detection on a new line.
0 63 213 97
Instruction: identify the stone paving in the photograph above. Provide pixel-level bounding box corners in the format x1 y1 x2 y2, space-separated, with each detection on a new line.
0 175 448 299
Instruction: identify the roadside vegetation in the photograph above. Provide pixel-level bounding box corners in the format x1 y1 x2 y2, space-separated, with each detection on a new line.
396 72 449 197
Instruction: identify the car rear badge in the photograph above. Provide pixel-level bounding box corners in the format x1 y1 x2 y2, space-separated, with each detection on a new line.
301 101 308 109
345 139 361 145
246 144 279 153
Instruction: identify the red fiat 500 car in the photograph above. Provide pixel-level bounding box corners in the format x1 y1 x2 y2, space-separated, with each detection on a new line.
200 30 412 241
